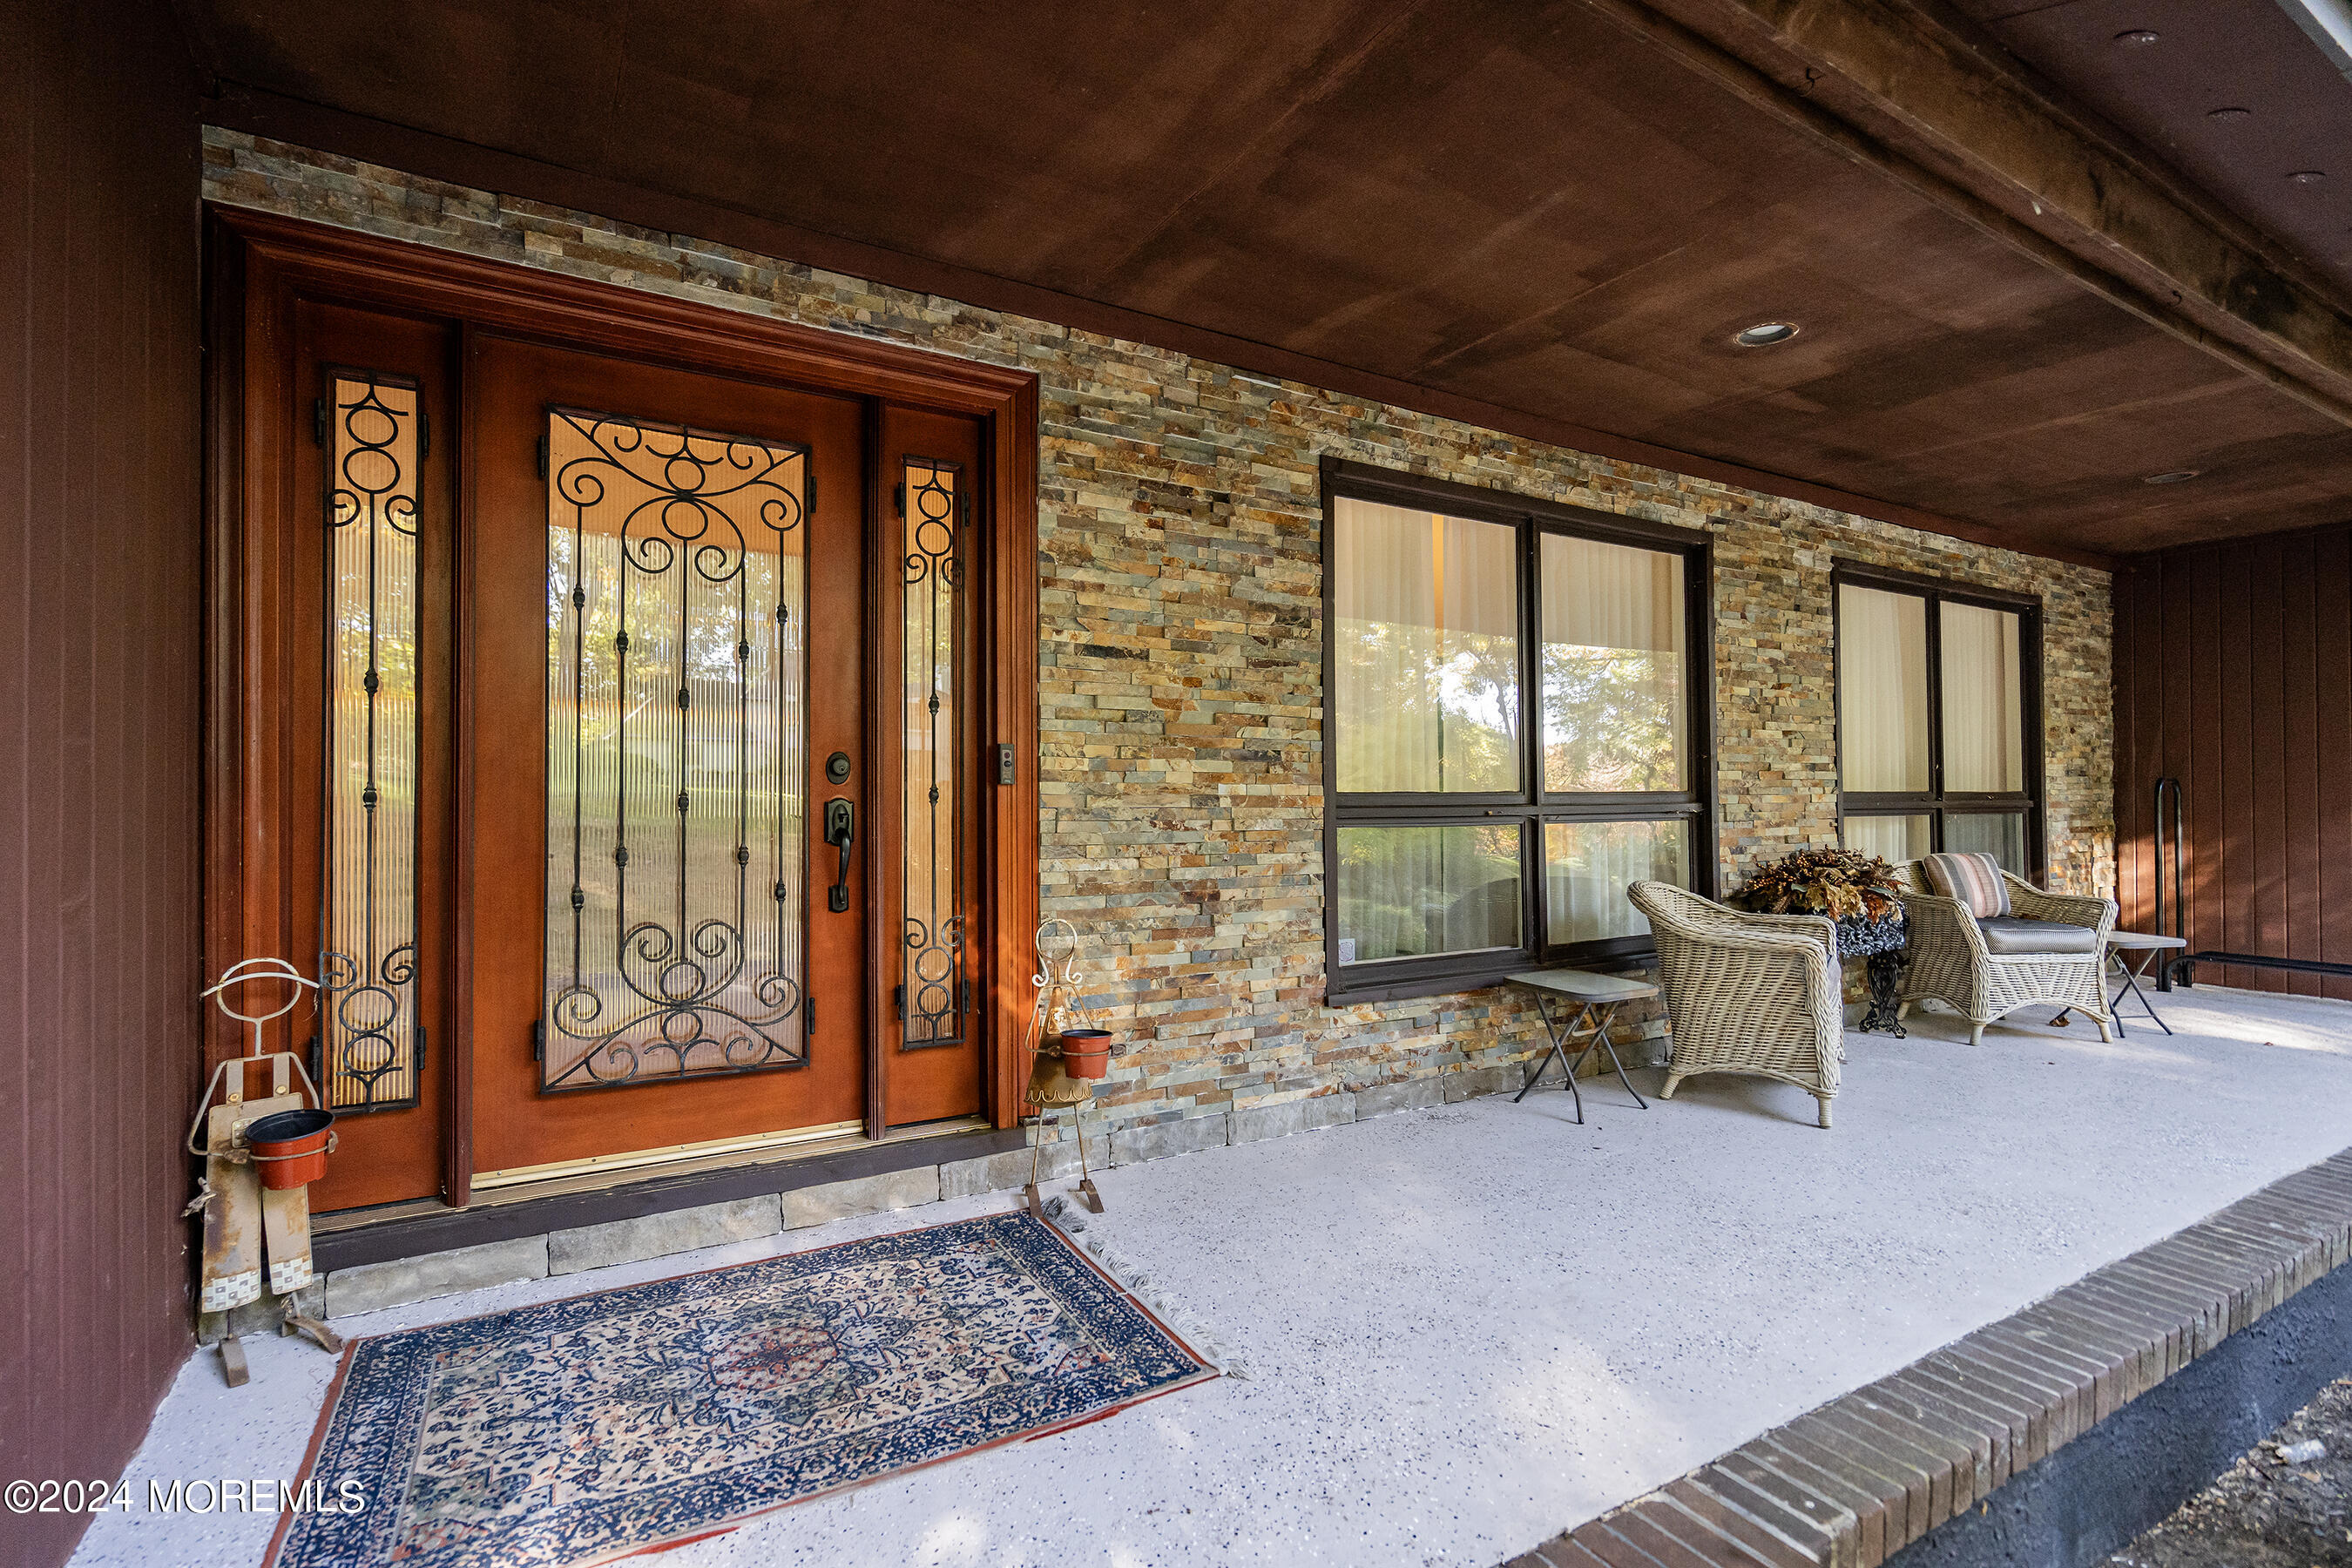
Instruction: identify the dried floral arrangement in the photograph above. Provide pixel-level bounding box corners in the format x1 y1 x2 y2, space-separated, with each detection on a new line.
1728 848 1904 923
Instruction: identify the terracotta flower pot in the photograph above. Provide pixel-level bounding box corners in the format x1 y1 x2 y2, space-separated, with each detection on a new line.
245 1106 336 1191
1056 1028 1113 1079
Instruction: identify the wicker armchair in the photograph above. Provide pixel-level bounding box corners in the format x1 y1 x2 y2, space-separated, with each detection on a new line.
1890 861 2116 1045
1627 881 1845 1129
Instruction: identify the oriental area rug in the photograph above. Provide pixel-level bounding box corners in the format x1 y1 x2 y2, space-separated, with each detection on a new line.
270 1210 1213 1568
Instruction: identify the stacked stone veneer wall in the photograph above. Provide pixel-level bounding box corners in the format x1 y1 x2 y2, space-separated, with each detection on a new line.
204 129 2114 1159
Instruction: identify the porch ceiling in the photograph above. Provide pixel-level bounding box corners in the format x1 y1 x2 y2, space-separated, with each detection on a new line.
180 0 2352 558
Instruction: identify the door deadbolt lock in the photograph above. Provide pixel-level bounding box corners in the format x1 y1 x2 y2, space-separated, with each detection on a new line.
826 751 852 785
822 797 855 912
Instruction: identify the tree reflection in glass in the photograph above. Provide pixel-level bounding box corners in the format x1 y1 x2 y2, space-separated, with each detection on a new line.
1541 534 1684 793
1333 498 1520 794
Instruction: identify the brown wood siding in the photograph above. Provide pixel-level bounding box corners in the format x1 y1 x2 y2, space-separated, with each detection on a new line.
2114 524 2352 1000
0 3 201 1565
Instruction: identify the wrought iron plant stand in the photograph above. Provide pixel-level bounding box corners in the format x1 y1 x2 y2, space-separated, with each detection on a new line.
184 958 348 1387
1842 913 1910 1037
1023 919 1106 1217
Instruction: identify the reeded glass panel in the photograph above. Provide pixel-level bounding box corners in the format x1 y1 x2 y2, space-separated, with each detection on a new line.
1335 823 1522 964
543 409 808 1089
1940 602 2026 793
1945 811 2028 874
1838 585 1930 792
1544 820 1686 944
902 458 964 1049
1541 533 1686 792
322 372 421 1112
1843 813 1931 864
1333 498 1521 793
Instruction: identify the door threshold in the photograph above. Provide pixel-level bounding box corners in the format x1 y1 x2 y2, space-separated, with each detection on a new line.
310 1118 1023 1274
470 1120 870 1195
315 1115 996 1232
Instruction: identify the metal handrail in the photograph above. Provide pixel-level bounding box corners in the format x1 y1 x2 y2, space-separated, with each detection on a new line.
2151 778 2352 989
2151 778 2187 990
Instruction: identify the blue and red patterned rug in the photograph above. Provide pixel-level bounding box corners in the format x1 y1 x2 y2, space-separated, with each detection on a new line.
270 1210 1213 1568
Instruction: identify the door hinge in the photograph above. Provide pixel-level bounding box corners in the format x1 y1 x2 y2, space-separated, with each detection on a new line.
419 409 430 462
531 1019 544 1062
312 397 326 448
306 1034 321 1092
537 434 550 480
894 983 905 1019
806 471 815 511
958 491 970 524
893 480 905 517
805 997 817 1036
415 1025 429 1074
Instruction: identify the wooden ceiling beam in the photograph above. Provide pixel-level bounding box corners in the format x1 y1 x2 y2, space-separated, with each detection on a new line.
1579 0 2352 428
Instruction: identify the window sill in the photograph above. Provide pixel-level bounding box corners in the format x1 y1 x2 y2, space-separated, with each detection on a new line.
1324 944 1659 1008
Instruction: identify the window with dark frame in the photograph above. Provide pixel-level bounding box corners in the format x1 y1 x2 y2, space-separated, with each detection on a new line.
1833 563 2044 880
1321 457 1715 1005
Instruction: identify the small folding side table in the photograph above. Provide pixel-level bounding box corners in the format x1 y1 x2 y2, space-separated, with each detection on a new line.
1505 970 1659 1125
2055 930 2186 1037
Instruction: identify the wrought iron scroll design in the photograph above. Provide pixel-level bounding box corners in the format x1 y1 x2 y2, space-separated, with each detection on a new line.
321 372 422 1112
543 407 811 1091
902 459 965 1049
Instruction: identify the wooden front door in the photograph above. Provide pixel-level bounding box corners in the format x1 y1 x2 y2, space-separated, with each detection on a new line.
465 337 879 1181
231 241 1016 1214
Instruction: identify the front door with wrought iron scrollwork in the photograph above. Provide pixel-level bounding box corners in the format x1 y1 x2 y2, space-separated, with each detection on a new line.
463 338 872 1181
240 259 1003 1215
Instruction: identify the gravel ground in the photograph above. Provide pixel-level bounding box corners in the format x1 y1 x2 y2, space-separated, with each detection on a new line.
2105 1378 2352 1567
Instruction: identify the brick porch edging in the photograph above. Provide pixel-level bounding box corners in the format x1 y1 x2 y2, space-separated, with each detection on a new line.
1504 1146 2352 1568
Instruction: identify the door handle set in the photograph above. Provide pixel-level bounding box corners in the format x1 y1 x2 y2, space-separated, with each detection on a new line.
822 797 855 912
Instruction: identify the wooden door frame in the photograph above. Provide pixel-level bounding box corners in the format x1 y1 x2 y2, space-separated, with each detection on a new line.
203 206 1041 1207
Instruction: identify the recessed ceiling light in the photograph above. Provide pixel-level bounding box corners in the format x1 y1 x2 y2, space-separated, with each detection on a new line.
2289 170 2328 184
2143 470 2200 484
2114 28 2161 44
2208 106 2252 120
1734 321 1799 348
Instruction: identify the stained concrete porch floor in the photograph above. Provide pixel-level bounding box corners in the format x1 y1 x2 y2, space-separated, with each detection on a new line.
71 985 2352 1568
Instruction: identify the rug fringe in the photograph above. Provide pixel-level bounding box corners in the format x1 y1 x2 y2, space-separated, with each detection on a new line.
1042 1200 1251 1381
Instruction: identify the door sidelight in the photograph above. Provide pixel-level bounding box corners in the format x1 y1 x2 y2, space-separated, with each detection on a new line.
822 797 855 912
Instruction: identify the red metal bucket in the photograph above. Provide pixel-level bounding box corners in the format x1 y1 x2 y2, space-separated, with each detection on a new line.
1057 1029 1113 1079
246 1107 336 1191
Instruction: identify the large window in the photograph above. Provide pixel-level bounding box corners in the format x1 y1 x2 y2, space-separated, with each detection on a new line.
1322 458 1713 1003
1835 564 2042 877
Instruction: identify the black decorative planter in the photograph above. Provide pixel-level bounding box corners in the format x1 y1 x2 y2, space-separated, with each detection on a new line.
1836 913 1909 1037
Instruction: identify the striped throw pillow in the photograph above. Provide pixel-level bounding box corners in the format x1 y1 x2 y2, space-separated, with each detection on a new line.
1923 851 2011 918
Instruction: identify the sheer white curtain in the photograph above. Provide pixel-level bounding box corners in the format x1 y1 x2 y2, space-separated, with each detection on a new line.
1333 497 1519 793
1337 824 1522 963
1940 603 2024 792
1838 585 1929 791
1541 534 1684 791
1545 820 1685 942
1842 814 1930 863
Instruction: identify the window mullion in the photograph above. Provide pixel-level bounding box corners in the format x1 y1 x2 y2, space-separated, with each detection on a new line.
1519 516 1543 947
1924 592 1945 804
